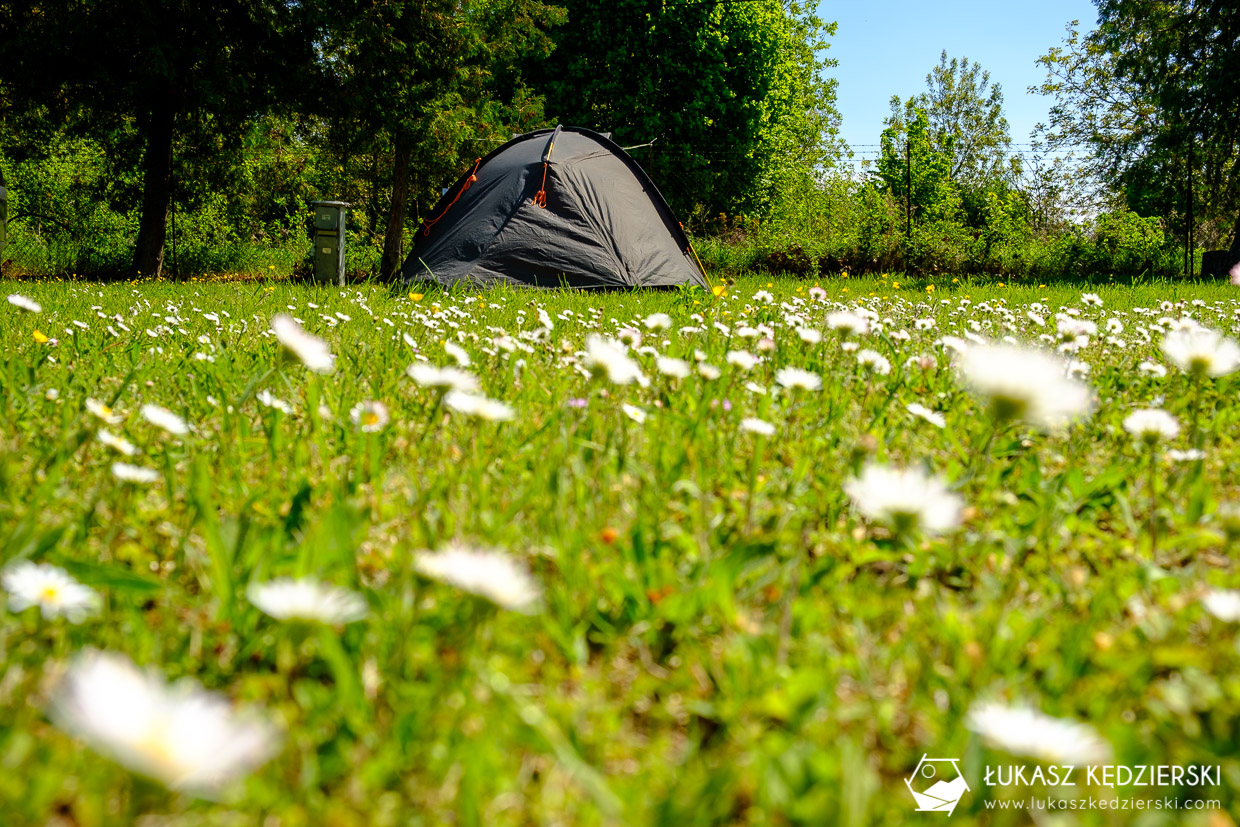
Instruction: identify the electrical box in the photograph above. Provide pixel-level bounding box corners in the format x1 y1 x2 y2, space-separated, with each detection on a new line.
310 200 349 285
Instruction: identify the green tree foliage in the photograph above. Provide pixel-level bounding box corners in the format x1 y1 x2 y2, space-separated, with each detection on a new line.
0 0 311 277
305 0 562 280
529 0 840 221
877 107 959 225
1037 3 1240 259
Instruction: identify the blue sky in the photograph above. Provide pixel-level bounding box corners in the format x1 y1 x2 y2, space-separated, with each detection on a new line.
820 0 1099 165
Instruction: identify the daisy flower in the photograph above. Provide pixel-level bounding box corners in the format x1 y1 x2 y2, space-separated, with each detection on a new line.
966 701 1111 765
140 404 190 436
98 429 140 457
644 313 673 331
349 400 390 432
1201 589 1240 622
656 356 691 379
8 294 42 313
1161 325 1240 377
826 311 869 337
621 404 647 424
271 314 334 374
1122 408 1179 445
443 391 515 422
856 349 892 376
48 651 280 795
407 363 481 393
740 418 776 436
726 350 759 371
247 578 368 625
584 335 648 387
958 343 1093 429
775 366 822 391
112 463 160 484
906 403 946 428
256 390 293 414
86 398 124 425
844 463 962 536
414 545 542 613
3 562 100 622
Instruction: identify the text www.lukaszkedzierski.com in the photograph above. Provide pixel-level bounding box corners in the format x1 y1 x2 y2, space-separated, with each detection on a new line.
984 798 1220 811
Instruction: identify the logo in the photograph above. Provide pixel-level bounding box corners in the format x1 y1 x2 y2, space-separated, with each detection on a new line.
906 755 970 815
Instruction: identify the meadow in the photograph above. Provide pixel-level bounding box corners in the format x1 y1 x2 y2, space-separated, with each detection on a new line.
1 273 1239 825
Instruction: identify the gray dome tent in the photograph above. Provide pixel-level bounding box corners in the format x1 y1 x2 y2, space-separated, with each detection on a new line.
402 126 708 290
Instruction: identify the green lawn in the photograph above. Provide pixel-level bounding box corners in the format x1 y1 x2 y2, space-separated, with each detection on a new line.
1 274 1238 825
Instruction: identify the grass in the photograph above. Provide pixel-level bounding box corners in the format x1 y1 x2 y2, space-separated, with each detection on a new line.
1 274 1239 825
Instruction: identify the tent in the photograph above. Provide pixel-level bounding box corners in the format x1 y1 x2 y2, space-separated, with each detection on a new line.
402 126 708 290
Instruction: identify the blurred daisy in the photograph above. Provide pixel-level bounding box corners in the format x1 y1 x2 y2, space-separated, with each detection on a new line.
444 341 472 367
826 311 869 336
444 391 515 422
256 390 293 415
1165 448 1206 463
844 463 962 537
248 578 368 625
1080 292 1103 307
656 356 691 379
48 650 280 795
726 350 759 371
775 366 822 391
407 363 481 393
1201 589 1240 622
966 701 1111 765
98 429 139 457
959 343 1093 429
271 314 334 374
906 403 946 428
644 313 673 331
8 294 42 313
112 463 160 484
856 349 891 376
140 404 189 436
740 418 776 436
349 401 390 432
415 545 541 613
584 335 648 387
797 327 822 344
698 364 721 380
1122 408 1179 445
86 398 124 425
1161 325 1240 377
621 404 647 424
3 562 100 622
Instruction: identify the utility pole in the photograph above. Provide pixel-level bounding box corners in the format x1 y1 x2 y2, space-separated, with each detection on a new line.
1187 134 1194 278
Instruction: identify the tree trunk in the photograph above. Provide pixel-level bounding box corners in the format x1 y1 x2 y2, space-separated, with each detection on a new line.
132 83 177 279
380 134 412 283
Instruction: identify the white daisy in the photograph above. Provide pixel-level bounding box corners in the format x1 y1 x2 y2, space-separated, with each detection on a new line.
621 404 647 424
140 404 190 436
48 651 280 794
1122 408 1180 445
966 701 1111 765
86 398 124 425
8 294 42 313
256 390 293 415
407 363 481 393
443 391 515 422
844 464 962 536
726 350 759 371
349 400 390 432
247 578 368 624
644 313 673 331
414 545 541 613
112 463 160 484
1201 589 1240 622
444 341 472 367
1161 326 1240 377
584 335 648 387
656 356 691 379
856 349 892 376
775 366 822 391
3 562 100 622
826 311 870 336
740 418 776 436
958 343 1093 429
98 429 140 457
906 403 946 428
271 314 334 374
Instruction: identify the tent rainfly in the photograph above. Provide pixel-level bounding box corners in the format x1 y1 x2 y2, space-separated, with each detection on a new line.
401 126 708 290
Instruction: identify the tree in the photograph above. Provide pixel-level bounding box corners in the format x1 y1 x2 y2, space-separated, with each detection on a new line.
528 0 840 221
1035 3 1240 266
885 51 1014 190
876 106 958 227
306 0 562 281
0 0 310 278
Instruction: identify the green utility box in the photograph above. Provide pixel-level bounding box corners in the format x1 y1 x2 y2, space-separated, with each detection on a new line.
310 200 349 286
